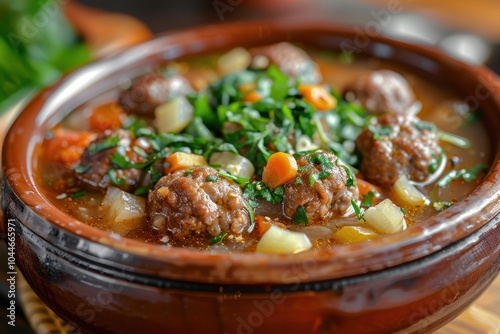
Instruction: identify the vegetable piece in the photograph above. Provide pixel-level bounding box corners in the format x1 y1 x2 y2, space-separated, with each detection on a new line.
255 215 272 239
44 129 96 167
242 90 263 103
393 175 430 207
262 152 298 189
356 178 382 199
209 232 228 245
333 226 380 244
155 96 194 134
298 83 337 111
437 130 470 149
209 151 255 178
256 225 312 254
89 102 126 131
363 198 406 235
164 152 207 174
217 47 252 75
101 187 147 236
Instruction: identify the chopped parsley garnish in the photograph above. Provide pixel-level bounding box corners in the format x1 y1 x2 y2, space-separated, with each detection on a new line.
428 151 444 174
71 191 86 199
437 130 470 149
108 169 126 187
218 171 250 186
414 121 436 131
433 201 453 211
295 177 303 185
309 153 334 169
309 174 317 186
361 190 377 208
291 206 309 225
243 181 284 207
368 124 392 140
72 164 92 174
351 199 364 221
88 135 120 155
209 232 228 245
339 163 357 187
205 175 219 182
184 170 193 176
436 164 487 188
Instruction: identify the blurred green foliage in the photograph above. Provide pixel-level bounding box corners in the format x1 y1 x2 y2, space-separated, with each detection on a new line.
0 0 91 110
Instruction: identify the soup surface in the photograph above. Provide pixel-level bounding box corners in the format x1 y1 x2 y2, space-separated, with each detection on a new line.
37 43 490 253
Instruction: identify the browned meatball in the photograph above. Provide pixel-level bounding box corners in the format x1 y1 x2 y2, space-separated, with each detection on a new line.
250 42 322 83
119 73 193 117
356 115 441 187
76 129 146 191
343 70 418 115
283 151 358 221
148 167 250 242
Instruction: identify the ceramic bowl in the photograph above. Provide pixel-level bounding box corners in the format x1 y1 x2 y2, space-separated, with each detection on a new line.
2 22 500 334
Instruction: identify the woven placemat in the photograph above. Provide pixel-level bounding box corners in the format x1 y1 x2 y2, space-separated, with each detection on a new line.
17 273 77 334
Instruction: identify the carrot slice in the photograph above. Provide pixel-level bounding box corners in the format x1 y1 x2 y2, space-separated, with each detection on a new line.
262 152 298 189
356 178 382 197
44 129 97 167
298 83 337 111
242 90 262 103
89 102 126 132
164 152 207 174
255 215 272 239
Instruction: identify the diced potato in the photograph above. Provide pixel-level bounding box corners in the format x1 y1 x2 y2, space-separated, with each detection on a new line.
209 151 255 178
256 225 312 254
393 175 430 207
165 152 207 174
101 187 146 236
155 96 194 133
363 198 406 235
217 47 252 75
333 226 380 244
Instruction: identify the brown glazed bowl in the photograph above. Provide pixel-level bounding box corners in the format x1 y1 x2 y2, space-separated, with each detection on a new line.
2 22 500 334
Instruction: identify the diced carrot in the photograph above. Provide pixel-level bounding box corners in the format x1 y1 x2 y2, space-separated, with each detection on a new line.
164 152 207 174
255 215 271 239
298 83 337 111
89 102 126 132
242 90 262 103
262 152 298 189
356 177 383 206
356 178 382 197
44 129 97 168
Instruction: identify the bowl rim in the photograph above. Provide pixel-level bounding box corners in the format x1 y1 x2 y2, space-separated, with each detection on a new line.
3 21 500 284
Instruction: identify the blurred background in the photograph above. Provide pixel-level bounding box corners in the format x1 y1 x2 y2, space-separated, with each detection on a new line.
2 0 500 112
1 0 500 333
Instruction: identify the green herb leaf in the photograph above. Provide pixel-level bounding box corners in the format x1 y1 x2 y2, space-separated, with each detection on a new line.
437 130 470 149
368 124 392 140
361 190 377 208
71 191 86 199
209 232 228 245
205 175 219 182
72 164 93 174
218 170 250 186
433 201 453 211
351 199 364 221
291 206 309 225
108 169 126 186
88 135 120 155
436 164 487 188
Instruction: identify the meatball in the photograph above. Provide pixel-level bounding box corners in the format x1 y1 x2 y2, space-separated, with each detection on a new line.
76 129 146 191
355 114 441 187
343 70 418 115
119 73 193 117
148 167 250 241
283 151 358 221
250 42 322 83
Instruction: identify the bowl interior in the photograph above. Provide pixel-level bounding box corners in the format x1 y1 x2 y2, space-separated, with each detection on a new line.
3 21 500 284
